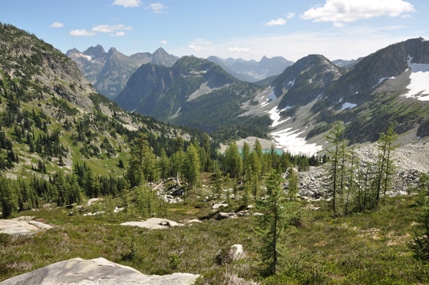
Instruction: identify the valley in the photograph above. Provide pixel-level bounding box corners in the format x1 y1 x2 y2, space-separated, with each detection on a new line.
2 21 429 285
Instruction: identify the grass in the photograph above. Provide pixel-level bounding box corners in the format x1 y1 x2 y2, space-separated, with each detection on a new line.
1 190 429 284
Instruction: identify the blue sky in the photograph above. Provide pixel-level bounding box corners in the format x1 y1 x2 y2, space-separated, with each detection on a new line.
1 0 428 61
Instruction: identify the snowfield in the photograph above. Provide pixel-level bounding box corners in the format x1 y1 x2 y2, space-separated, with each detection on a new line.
268 107 290 127
403 56 429 101
270 128 323 156
268 106 323 156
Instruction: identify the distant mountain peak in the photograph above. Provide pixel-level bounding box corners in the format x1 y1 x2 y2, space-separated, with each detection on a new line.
83 45 106 59
207 55 293 82
154 47 167 54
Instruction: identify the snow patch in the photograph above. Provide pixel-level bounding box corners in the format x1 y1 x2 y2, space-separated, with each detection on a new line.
79 54 92 61
341 102 357 110
270 128 322 156
287 79 295 87
402 56 429 101
268 107 289 127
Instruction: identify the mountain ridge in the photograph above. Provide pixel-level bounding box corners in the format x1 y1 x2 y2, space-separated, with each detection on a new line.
66 46 178 99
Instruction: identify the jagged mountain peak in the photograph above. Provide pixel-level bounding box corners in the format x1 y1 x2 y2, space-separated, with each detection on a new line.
83 44 106 59
66 48 81 55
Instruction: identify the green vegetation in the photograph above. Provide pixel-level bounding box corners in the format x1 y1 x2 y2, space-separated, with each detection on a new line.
1 180 429 284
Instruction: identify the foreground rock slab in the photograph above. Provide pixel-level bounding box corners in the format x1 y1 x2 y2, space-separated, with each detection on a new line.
0 257 200 285
0 216 53 235
121 218 184 229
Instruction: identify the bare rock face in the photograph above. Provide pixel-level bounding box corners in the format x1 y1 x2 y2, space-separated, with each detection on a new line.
0 257 200 285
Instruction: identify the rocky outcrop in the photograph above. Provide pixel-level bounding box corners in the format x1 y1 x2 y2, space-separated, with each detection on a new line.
0 216 53 235
121 218 184 230
0 257 199 285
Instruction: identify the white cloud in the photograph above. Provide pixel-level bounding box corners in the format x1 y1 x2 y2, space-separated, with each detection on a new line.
147 2 168 14
92 24 132 33
69 29 96 36
50 22 64 28
265 18 287 26
112 0 141 8
301 0 415 26
161 40 168 45
228 47 250 53
113 31 125 37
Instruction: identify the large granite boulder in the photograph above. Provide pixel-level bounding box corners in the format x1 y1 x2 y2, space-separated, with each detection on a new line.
0 257 200 285
0 216 53 235
121 218 184 229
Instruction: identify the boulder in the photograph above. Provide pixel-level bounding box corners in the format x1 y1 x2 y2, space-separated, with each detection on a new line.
212 202 228 209
216 212 236 220
121 218 184 230
0 216 52 235
229 244 245 261
0 257 200 285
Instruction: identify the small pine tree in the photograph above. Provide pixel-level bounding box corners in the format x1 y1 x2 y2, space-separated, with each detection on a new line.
256 171 287 276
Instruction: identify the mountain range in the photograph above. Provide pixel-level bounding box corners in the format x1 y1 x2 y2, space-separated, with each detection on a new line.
111 37 429 155
66 46 179 99
206 55 294 82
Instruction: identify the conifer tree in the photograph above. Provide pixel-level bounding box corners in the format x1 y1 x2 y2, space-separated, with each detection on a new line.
374 125 397 206
256 171 287 276
126 133 157 186
0 175 18 218
183 144 201 189
325 121 346 216
224 141 242 178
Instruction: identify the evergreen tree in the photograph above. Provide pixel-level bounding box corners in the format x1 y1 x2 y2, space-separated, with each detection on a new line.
183 144 201 189
224 141 242 178
158 149 170 179
325 121 346 216
256 171 287 276
0 175 18 218
374 125 397 206
242 142 251 181
126 133 157 187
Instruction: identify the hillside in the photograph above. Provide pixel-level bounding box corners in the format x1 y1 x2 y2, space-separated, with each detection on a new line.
114 56 270 135
0 23 207 185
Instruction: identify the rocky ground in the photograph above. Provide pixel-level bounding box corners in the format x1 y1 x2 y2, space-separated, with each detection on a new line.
298 142 429 200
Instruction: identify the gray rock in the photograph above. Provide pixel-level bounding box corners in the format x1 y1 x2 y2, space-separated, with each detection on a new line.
0 216 52 236
0 257 199 285
212 202 228 209
121 218 184 230
229 244 245 261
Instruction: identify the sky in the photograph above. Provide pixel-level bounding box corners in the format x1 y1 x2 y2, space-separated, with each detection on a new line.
1 0 428 62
